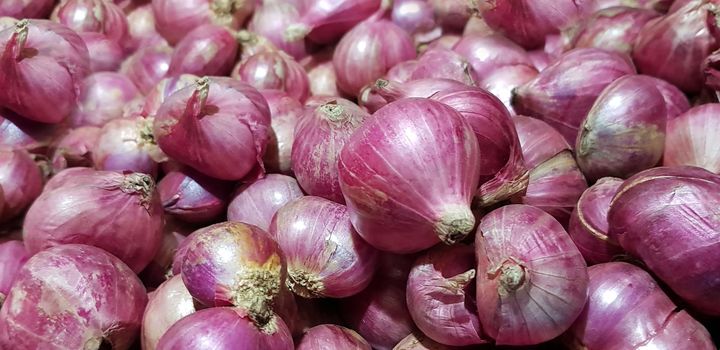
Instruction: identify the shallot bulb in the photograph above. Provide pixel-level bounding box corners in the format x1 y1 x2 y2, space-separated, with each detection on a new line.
391 0 438 41
153 77 271 181
297 325 371 350
293 99 369 203
248 2 307 60
152 0 254 45
649 76 690 119
0 0 54 18
49 126 100 171
158 166 233 223
306 56 340 97
51 0 129 46
120 43 172 95
407 48 478 85
0 240 28 306
69 72 141 127
79 32 125 72
285 0 381 45
232 51 310 102
142 74 199 117
92 116 162 176
0 108 59 153
227 174 303 231
338 98 480 253
0 244 147 350
565 6 660 55
142 275 196 350
126 4 162 51
270 196 378 298
0 19 90 124
167 24 238 77
475 204 588 345
479 64 538 115
452 34 533 79
23 169 164 273
664 104 720 172
0 148 43 223
259 90 302 174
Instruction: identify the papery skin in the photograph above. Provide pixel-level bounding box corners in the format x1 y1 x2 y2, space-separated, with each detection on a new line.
0 0 54 18
568 177 625 265
287 0 381 45
0 19 90 124
338 98 480 253
0 244 147 350
126 4 162 52
407 245 487 346
269 196 378 298
156 307 294 350
79 32 125 72
576 75 667 181
428 0 473 32
0 108 59 152
391 0 437 39
227 174 304 231
259 90 303 174
607 166 720 316
120 43 172 94
233 51 310 102
69 72 141 127
152 0 253 45
452 34 533 79
293 99 369 204
167 24 238 77
142 74 199 117
648 76 690 119
93 116 160 176
407 48 478 85
141 275 196 350
51 0 129 46
0 148 43 223
50 126 101 171
248 2 307 60
480 64 539 115
564 262 715 350
0 240 28 306
158 166 232 223
664 104 720 172
513 48 636 144
297 324 371 350
23 169 164 273
387 60 418 83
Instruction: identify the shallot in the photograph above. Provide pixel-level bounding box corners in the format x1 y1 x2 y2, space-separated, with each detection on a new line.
297 324 371 350
68 72 141 127
284 0 381 45
142 275 196 350
152 0 254 45
167 24 238 77
259 90 303 175
232 50 310 102
227 174 304 231
120 43 172 94
158 166 232 223
0 240 28 306
0 148 43 223
92 116 162 176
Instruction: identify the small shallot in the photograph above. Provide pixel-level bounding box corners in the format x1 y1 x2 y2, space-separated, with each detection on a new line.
167 24 238 77
227 174 304 231
152 0 254 45
51 0 129 46
259 90 303 174
92 116 162 176
0 148 43 223
49 126 100 171
0 0 54 19
142 275 196 350
248 2 307 60
285 0 381 44
452 34 532 78
565 6 659 55
480 64 538 115
78 32 125 72
0 240 28 306
141 74 199 117
120 43 172 95
158 166 233 223
232 51 310 102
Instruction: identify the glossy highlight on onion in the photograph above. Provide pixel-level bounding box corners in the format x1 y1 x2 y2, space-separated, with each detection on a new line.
120 43 172 94
233 50 310 102
167 24 238 77
227 174 304 231
565 6 659 55
51 0 129 46
142 275 196 350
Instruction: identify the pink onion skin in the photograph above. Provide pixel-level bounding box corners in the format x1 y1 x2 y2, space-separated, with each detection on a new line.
156 307 294 350
287 0 381 45
392 0 437 39
338 98 480 253
475 204 589 345
0 244 147 350
167 24 238 77
513 116 571 170
0 148 43 224
141 74 199 117
51 0 129 47
297 324 371 350
0 19 90 124
387 60 418 83
566 7 660 55
50 126 101 171
138 219 190 289
126 4 162 52
513 48 636 144
664 104 720 172
307 58 340 97
452 34 533 79
0 109 59 153
608 166 720 316
79 32 125 72
632 0 720 93
408 48 478 85
576 75 667 181
151 0 253 45
428 0 473 32
269 196 379 298
158 166 232 223
649 76 690 119
333 19 416 96
120 43 172 95
92 117 160 177
259 90 302 174
69 72 142 127
293 99 369 203
23 169 164 273
141 275 196 350
248 2 308 60
480 64 538 115
153 77 271 181
568 177 625 265
0 240 28 305
527 49 552 72
565 262 715 350
232 51 310 102
227 174 304 231
0 0 54 18
407 245 487 346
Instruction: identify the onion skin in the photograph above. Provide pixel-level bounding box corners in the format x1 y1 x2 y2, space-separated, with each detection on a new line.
153 77 271 181
338 98 480 253
568 177 625 265
0 148 43 223
406 245 487 346
156 307 294 350
138 220 189 289
592 0 673 12
79 32 125 72
391 0 437 40
333 19 416 96
232 51 310 102
0 19 90 124
513 48 636 144
306 57 340 97
227 174 303 231
0 108 59 153
480 64 538 115
158 166 232 223
664 104 720 172
452 34 533 79
142 74 199 117
0 244 147 350
564 262 715 350
269 196 379 298
151 0 253 45
50 126 101 172
407 48 478 85
260 91 302 175
126 4 162 52
293 99 369 203
608 166 720 316
649 76 690 119
120 43 172 95
576 75 667 181
69 72 142 127
0 0 54 18
51 0 129 47
23 169 164 273
92 116 161 176
428 0 473 32
167 24 238 77
475 204 589 345
286 0 381 45
248 2 307 60
141 275 196 350
393 332 461 350
0 240 28 306
565 7 660 55
297 324 371 350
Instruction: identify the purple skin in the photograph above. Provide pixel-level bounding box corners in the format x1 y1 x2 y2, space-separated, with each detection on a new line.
567 7 660 55
227 174 304 231
646 76 690 120
408 48 478 85
158 166 232 223
167 24 238 77
259 90 303 175
69 72 141 127
480 64 538 115
120 43 173 95
93 117 159 177
233 51 310 103
297 325 371 350
0 241 28 305
452 34 532 78
142 275 196 350
156 307 294 350
141 74 199 117
50 126 101 171
0 148 43 223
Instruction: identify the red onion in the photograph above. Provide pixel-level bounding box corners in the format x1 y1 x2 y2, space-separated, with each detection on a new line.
333 19 416 96
167 24 238 77
338 98 480 253
297 324 371 350
0 19 90 124
407 245 487 346
0 108 58 153
664 104 720 172
513 48 636 144
92 116 162 176
394 331 462 350
259 90 302 174
227 174 303 231
452 34 532 79
232 51 310 102
0 240 28 306
0 148 43 223
306 56 340 97
142 74 199 117
391 0 437 40
632 0 720 93
158 166 232 223
126 4 162 51
152 0 254 45
23 169 164 273
566 7 659 55
69 72 141 127
0 0 54 18
649 76 691 119
565 262 715 349
407 48 478 85
364 78 465 112
568 177 625 265
138 220 189 288
608 166 720 315
49 126 100 171
142 275 196 350
269 196 378 298
287 0 381 44
293 99 369 203
156 307 294 350
480 64 538 115
592 0 673 12
120 43 172 95
51 0 129 47
248 2 308 60
78 32 125 72
153 77 270 181
475 204 588 345
0 244 147 350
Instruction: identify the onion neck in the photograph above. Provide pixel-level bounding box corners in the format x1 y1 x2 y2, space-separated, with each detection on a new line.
188 77 210 119
13 19 29 61
121 173 155 208
435 205 475 245
210 0 242 27
448 269 476 291
284 23 310 42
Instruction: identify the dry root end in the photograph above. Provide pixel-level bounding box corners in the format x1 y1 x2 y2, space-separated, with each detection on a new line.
210 0 243 27
435 206 475 245
318 102 347 123
448 269 477 290
121 173 155 208
375 79 389 89
231 267 281 328
284 24 310 42
287 270 324 298
499 261 526 295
